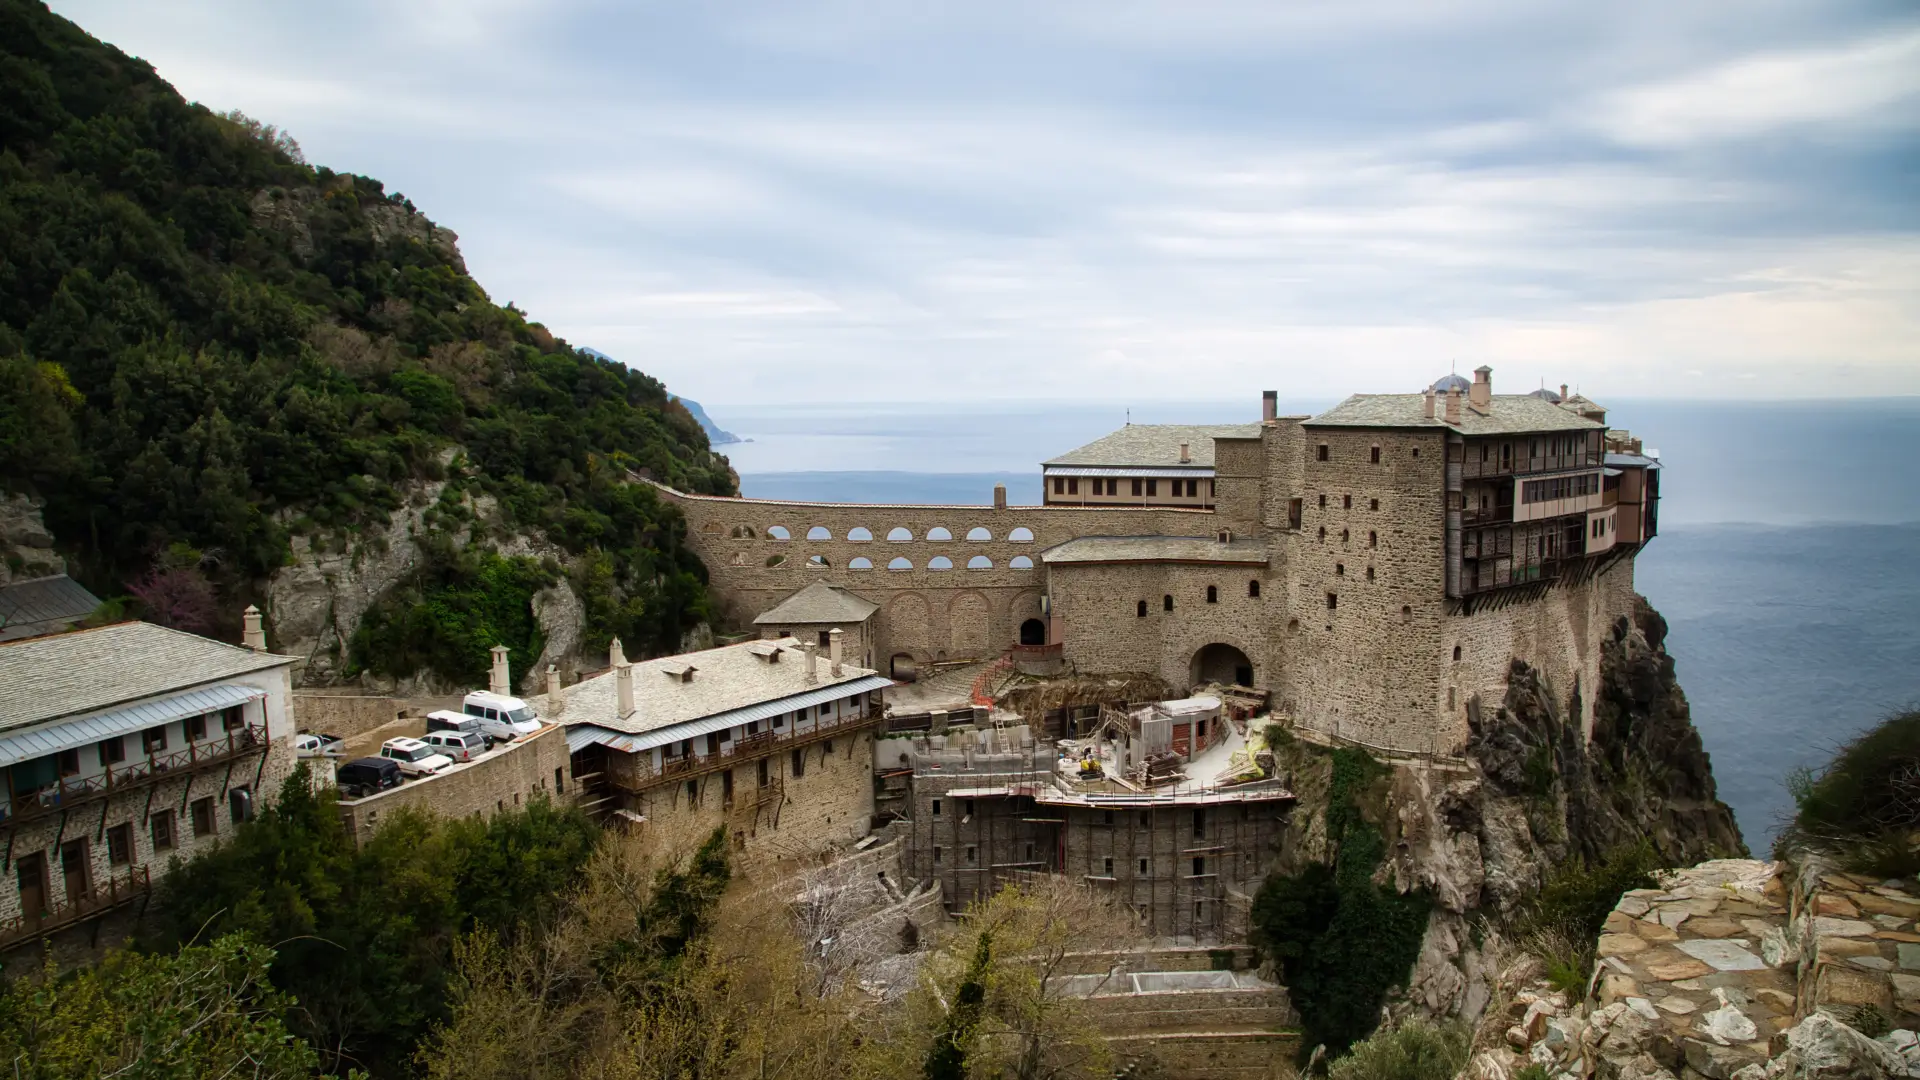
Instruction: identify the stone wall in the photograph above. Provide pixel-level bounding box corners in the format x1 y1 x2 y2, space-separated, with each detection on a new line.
335 723 572 845
291 691 416 740
1049 562 1270 693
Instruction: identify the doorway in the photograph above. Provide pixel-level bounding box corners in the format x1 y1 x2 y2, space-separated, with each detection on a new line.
1190 643 1255 689
1018 618 1046 646
15 852 47 921
890 653 919 681
59 839 90 903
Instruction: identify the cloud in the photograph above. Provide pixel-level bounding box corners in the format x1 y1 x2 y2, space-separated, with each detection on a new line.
44 0 1920 405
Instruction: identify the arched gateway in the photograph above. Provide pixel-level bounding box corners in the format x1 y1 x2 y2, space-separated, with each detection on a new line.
1190 643 1254 689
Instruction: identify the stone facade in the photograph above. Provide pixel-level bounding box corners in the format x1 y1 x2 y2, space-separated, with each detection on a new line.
662 388 1647 754
334 723 573 846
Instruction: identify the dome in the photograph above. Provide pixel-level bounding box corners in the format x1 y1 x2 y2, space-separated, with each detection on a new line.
1430 374 1470 394
1528 388 1562 403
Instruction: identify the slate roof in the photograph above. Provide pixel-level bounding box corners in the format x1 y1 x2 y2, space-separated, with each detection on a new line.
751 582 879 626
0 622 296 734
1043 424 1261 470
559 636 885 736
1040 536 1270 566
0 575 101 642
1305 394 1604 435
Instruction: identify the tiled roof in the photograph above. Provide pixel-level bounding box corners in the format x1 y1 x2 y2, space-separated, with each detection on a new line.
1040 536 1270 566
1043 424 1261 469
559 636 884 736
751 582 879 626
0 622 296 734
0 575 101 642
1305 394 1605 435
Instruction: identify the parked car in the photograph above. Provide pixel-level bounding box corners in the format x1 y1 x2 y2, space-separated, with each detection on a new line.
295 732 345 758
379 737 453 778
461 691 542 743
335 757 403 798
422 729 487 764
426 710 489 741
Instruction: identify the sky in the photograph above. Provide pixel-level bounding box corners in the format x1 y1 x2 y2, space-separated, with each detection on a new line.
50 0 1920 407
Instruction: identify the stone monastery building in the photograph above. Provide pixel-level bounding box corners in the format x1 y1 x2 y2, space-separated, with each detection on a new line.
661 368 1660 756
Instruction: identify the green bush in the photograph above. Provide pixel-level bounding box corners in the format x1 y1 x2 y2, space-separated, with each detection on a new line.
1780 708 1920 876
1508 839 1659 993
1326 1018 1471 1080
1251 748 1433 1058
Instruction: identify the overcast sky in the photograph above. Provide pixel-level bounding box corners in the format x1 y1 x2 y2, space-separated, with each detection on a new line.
52 0 1920 406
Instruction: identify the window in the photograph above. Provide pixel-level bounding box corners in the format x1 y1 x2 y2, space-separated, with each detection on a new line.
1146 479 1157 496
773 713 785 730
1370 498 1379 511
965 799 975 815
965 846 976 864
1288 498 1302 529
1327 593 1338 610
98 736 124 768
887 527 914 541
745 720 758 736
820 702 832 719
1009 528 1034 542
1336 562 1345 576
1193 857 1206 876
758 759 770 787
687 779 700 806
806 525 830 540
56 748 79 777
1248 579 1261 598
932 798 942 817
1318 493 1327 508
1067 478 1078 495
1317 444 1329 461
1402 604 1413 623
1453 644 1462 662
143 727 167 755
1206 585 1218 604
928 555 953 570
1371 445 1381 463
1104 856 1114 875
1102 809 1114 825
1317 526 1326 542
1193 808 1206 838
1139 858 1149 873
791 748 805 777
1366 566 1375 581
933 846 943 865
1137 600 1147 618
1053 477 1065 495
223 706 244 732
1131 478 1143 496
229 786 254 824
708 732 722 753
191 797 216 837
1369 530 1378 548
1341 528 1350 542
555 767 565 794
187 713 208 741
1163 594 1174 612
107 823 133 866
1343 494 1352 509
967 555 992 569
927 527 953 541
150 810 175 851
722 771 735 803
823 739 834 755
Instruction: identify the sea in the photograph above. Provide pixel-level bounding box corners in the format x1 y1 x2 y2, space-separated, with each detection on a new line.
722 398 1920 848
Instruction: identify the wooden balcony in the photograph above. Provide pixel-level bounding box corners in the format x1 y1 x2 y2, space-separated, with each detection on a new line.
606 707 882 793
0 864 151 950
1 724 270 832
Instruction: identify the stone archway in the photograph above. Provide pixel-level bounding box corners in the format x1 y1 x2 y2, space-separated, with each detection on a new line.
1190 643 1254 689
890 653 919 682
1018 618 1046 646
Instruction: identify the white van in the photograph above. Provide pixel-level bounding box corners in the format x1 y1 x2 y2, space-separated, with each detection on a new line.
461 691 542 743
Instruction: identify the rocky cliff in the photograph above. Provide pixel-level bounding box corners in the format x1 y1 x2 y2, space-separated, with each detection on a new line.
1268 596 1745 1034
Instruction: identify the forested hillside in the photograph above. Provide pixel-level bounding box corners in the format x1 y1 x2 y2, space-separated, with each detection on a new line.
0 0 735 681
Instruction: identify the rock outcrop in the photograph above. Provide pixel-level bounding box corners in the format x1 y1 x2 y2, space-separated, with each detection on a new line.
0 494 65 585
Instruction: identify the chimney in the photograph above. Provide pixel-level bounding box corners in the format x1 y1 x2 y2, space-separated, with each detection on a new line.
609 636 626 670
803 642 818 684
829 627 844 677
1444 387 1462 425
489 645 511 696
1178 442 1191 464
241 604 267 651
1422 389 1436 419
1261 390 1278 423
615 657 635 719
545 664 565 717
1560 383 1568 402
1470 365 1492 409
993 483 1007 510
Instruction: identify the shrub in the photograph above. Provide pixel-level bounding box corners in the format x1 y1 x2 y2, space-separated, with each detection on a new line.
1779 708 1920 876
1507 839 1658 995
1326 1018 1471 1080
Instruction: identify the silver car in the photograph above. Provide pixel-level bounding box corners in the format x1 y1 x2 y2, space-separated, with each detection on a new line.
422 730 487 764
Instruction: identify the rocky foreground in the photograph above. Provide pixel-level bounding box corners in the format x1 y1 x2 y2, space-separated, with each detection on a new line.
1472 857 1920 1079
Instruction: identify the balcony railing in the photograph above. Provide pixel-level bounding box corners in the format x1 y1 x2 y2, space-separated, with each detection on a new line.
0 864 151 950
607 706 883 792
1 724 269 830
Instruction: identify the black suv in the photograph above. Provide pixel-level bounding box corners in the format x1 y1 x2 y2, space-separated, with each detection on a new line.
335 757 403 798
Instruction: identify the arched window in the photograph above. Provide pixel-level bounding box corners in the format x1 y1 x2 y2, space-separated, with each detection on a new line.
1341 529 1350 543
926 527 953 541
806 526 831 540
1136 601 1148 618
927 556 953 570
1206 585 1218 604
807 554 830 569
887 557 913 571
1248 579 1261 598
1365 566 1375 581
1318 527 1326 542
1368 530 1377 548
1336 563 1345 577
1009 527 1035 543
1009 555 1034 569
1287 618 1300 632
966 527 992 541
1401 605 1413 623
1162 594 1174 612
765 554 787 567
847 527 873 542
767 526 791 541
967 555 992 570
730 525 756 539
849 557 874 570
1452 644 1462 662
887 527 913 542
